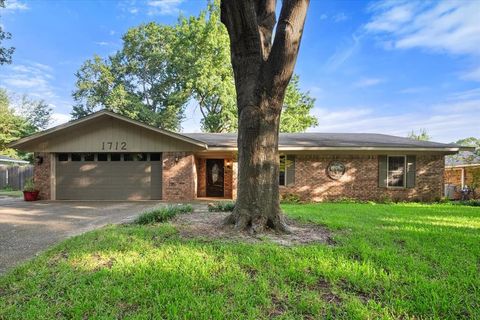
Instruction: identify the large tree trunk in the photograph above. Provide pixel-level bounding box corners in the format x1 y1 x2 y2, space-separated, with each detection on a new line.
221 0 309 233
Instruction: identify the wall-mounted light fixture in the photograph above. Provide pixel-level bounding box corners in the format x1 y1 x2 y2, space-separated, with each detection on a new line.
174 156 180 164
35 155 43 165
225 159 232 169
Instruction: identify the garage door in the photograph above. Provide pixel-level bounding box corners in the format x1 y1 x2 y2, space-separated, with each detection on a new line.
55 153 162 200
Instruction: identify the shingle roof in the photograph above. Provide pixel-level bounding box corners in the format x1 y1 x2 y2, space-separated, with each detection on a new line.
182 132 460 150
445 151 480 167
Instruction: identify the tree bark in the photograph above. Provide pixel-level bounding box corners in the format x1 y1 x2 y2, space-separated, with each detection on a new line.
221 0 309 233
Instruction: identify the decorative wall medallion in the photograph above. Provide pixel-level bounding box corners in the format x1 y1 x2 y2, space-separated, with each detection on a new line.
327 161 346 180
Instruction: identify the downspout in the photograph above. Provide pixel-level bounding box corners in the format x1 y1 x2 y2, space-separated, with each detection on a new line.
461 167 465 189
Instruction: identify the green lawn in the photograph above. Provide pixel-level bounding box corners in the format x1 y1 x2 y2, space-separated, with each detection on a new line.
0 189 22 197
1 203 479 319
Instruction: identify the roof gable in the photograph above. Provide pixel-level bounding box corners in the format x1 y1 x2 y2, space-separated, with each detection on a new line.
9 111 207 152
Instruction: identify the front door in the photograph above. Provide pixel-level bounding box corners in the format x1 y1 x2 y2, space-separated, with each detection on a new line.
206 159 224 197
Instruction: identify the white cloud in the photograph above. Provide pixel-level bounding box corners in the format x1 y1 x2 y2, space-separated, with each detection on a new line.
354 77 384 88
50 112 72 128
0 61 56 99
147 0 183 16
365 0 480 82
461 66 480 82
2 0 29 12
325 33 362 71
308 93 480 142
333 12 348 23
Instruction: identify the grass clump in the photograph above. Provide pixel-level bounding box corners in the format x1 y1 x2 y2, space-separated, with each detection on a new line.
134 204 193 224
208 201 235 212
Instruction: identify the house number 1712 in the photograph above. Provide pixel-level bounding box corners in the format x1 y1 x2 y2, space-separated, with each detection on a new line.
101 141 127 150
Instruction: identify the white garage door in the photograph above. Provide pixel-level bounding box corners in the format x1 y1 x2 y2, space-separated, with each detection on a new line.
56 153 162 200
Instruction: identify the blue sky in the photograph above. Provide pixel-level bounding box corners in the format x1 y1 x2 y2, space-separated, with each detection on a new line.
1 0 479 142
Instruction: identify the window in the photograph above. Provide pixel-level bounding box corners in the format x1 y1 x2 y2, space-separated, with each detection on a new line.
58 153 68 162
387 156 406 187
71 153 81 161
97 153 108 161
279 155 286 186
150 153 161 161
135 153 147 161
84 153 95 161
123 153 133 161
111 154 121 161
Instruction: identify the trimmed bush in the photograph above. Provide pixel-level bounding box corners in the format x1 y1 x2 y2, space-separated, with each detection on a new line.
208 202 235 212
454 199 480 207
134 205 193 225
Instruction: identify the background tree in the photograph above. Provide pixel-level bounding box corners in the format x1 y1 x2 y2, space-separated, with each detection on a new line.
407 128 430 141
177 2 317 133
455 137 480 156
72 2 317 133
221 0 310 232
0 89 28 157
19 94 52 131
72 23 190 131
0 0 15 65
0 89 53 159
280 75 317 132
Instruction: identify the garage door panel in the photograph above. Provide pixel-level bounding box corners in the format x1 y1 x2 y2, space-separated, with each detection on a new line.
56 154 162 200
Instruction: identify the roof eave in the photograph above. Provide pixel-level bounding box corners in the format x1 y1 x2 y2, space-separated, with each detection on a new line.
204 146 461 152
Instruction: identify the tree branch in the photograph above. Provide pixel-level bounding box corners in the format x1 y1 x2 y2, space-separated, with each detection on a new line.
254 0 277 60
263 0 309 99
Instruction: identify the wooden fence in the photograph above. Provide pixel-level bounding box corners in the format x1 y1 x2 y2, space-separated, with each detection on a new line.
0 165 34 190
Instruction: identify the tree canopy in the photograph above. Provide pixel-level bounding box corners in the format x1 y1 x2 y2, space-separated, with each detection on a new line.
0 89 52 159
72 2 317 133
0 0 15 65
455 137 480 156
407 129 431 141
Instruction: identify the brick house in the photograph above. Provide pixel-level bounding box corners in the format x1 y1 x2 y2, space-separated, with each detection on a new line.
9 110 465 202
444 151 480 199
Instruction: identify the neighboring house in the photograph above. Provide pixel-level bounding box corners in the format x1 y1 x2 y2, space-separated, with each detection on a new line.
9 110 466 202
444 151 480 199
0 155 29 166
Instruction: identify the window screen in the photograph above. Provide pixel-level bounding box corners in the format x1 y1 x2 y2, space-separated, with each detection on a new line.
150 153 161 161
279 155 286 186
111 154 121 161
58 153 68 162
387 156 405 187
97 153 108 161
123 154 133 161
84 153 95 161
71 153 81 161
135 153 147 161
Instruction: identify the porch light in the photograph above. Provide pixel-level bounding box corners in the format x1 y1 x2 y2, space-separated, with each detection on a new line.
35 155 43 165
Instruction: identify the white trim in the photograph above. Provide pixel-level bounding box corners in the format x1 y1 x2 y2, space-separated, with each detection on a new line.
0 158 29 164
461 168 465 189
386 155 407 188
445 163 480 169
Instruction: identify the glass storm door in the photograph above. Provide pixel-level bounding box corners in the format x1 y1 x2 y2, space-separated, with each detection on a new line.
206 159 224 197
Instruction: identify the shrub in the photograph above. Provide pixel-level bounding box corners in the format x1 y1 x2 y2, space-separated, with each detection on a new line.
208 202 235 212
23 178 36 192
134 205 193 225
453 200 480 207
280 193 302 204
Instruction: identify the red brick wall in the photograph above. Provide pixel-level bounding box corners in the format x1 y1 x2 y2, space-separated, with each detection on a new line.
33 152 51 200
444 166 480 199
162 152 196 201
278 154 444 202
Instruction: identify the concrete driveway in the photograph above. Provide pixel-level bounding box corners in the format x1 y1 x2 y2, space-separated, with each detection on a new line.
0 198 162 275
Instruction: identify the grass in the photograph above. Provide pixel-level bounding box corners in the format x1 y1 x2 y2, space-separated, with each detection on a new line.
0 188 22 197
1 203 479 319
134 204 193 224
